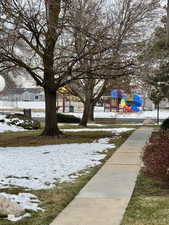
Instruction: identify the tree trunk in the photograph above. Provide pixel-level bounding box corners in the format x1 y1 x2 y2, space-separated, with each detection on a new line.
40 0 62 136
80 99 91 127
88 104 95 121
41 88 62 136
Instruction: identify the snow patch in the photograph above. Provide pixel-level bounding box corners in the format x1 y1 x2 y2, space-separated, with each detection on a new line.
0 192 43 222
0 138 115 190
62 128 134 133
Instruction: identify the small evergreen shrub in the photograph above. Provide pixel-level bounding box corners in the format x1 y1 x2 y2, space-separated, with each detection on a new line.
160 118 169 131
143 132 169 182
6 113 41 130
6 113 27 120
57 113 80 123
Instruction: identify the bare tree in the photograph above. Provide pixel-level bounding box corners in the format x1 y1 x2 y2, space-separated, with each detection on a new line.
68 79 108 124
66 0 160 126
0 0 67 136
66 0 117 126
166 0 169 46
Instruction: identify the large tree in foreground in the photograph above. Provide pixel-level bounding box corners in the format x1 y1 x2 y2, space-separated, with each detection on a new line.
0 0 159 136
0 0 68 136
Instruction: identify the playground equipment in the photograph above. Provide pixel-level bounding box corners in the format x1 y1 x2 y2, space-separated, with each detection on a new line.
112 90 142 112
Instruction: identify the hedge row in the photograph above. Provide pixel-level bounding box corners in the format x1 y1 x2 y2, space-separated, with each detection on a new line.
143 118 169 182
57 113 81 123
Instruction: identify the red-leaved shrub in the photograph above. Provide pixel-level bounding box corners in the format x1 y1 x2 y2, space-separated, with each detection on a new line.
143 132 169 182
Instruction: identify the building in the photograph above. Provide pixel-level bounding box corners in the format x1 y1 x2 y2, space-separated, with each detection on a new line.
0 88 84 112
0 88 44 102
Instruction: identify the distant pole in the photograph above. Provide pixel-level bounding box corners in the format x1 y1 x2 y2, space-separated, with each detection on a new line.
157 103 160 124
110 98 112 112
62 94 65 113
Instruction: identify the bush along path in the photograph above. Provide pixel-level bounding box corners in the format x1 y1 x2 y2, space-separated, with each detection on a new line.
49 127 153 225
143 118 169 182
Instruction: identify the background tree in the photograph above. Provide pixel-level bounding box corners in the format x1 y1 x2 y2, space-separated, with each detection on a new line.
166 0 169 46
139 10 169 102
66 0 109 126
150 87 164 124
67 0 160 126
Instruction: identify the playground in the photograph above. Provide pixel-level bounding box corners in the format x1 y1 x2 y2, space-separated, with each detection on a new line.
103 89 143 113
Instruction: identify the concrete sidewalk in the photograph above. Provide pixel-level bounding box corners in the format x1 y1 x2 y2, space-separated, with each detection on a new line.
50 127 153 225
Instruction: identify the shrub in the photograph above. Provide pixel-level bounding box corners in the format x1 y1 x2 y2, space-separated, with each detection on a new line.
6 113 41 130
160 118 169 131
57 113 81 123
143 132 169 181
6 113 27 120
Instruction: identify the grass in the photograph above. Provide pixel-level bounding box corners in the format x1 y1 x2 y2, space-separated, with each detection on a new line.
121 172 169 225
0 125 136 146
0 129 111 147
0 129 132 225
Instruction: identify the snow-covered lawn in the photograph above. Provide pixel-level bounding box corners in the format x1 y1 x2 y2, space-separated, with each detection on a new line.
0 138 115 190
111 110 169 119
32 109 169 120
66 109 169 120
